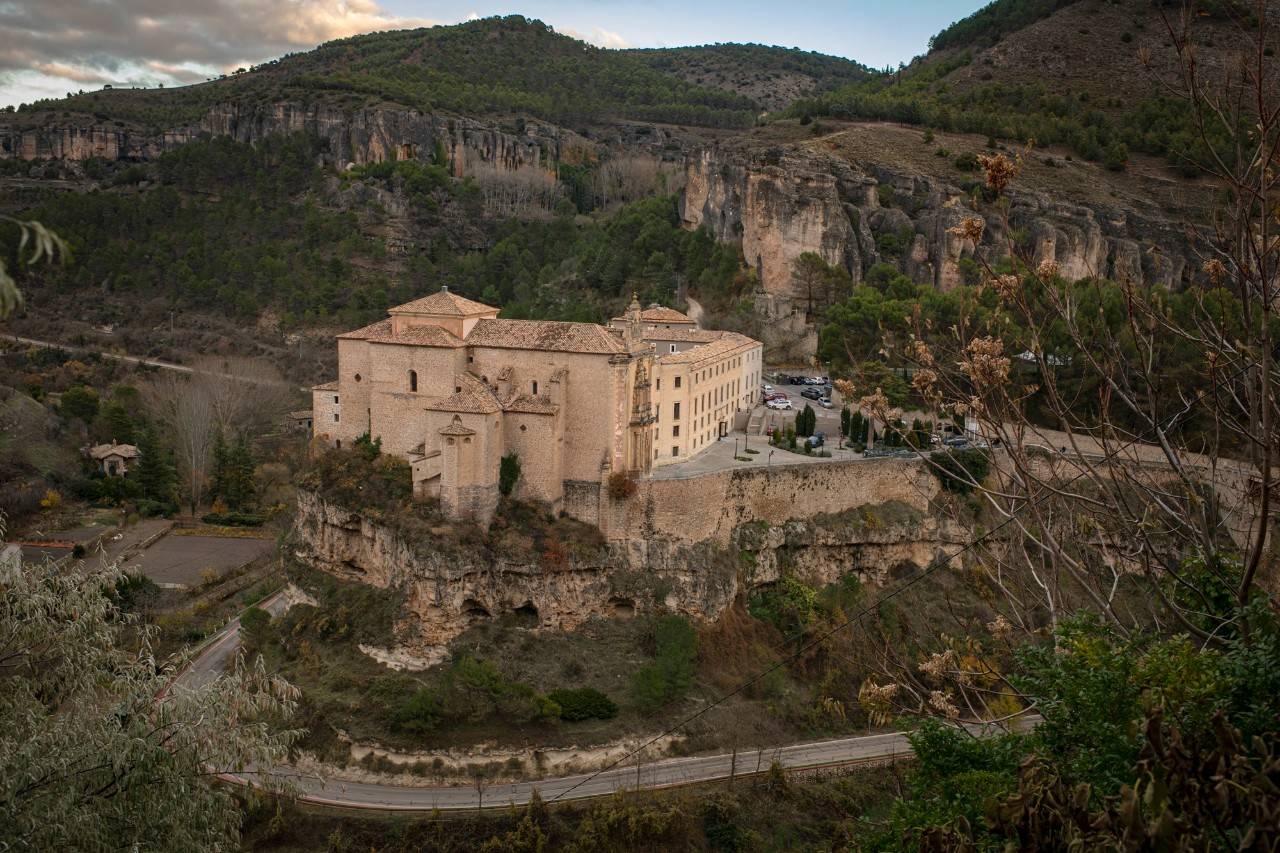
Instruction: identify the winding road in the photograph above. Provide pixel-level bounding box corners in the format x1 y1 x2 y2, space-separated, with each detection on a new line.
173 591 1031 812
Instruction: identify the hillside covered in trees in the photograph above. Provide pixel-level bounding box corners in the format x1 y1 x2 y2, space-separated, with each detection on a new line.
8 17 854 132
789 0 1261 171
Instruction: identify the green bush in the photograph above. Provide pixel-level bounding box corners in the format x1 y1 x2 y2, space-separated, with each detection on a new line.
201 511 266 527
632 615 698 711
499 453 521 497
547 687 619 721
929 448 991 494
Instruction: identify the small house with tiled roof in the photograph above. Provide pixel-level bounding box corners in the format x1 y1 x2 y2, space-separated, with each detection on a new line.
313 289 762 523
86 442 140 476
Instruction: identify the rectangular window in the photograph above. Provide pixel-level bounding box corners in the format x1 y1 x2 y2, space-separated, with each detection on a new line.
333 413 339 422
673 425 680 437
674 402 681 420
669 344 677 353
333 395 339 404
532 380 539 395
656 378 661 390
675 376 681 388
672 446 679 457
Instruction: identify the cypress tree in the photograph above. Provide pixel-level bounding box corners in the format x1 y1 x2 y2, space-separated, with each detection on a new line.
209 430 229 505
135 423 176 506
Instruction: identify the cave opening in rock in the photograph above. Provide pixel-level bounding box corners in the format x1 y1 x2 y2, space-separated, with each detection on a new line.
511 600 539 627
608 596 636 618
462 598 491 622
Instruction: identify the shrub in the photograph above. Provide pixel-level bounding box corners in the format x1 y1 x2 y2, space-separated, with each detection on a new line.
240 606 271 640
201 511 266 527
607 472 637 500
929 449 991 494
353 432 382 461
547 687 619 721
632 615 698 711
499 453 521 497
953 152 979 172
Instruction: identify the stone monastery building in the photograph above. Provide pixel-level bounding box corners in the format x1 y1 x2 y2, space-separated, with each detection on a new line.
313 289 763 522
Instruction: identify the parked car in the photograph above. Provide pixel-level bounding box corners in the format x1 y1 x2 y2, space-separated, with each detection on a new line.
766 399 793 410
809 431 826 447
800 388 822 400
765 392 788 402
762 384 774 393
818 398 834 408
789 376 807 385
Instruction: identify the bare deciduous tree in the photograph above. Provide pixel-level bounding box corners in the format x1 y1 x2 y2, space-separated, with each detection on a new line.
143 358 294 514
894 1 1277 648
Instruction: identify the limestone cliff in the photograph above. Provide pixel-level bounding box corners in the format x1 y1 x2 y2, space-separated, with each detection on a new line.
0 102 571 174
682 134 1200 301
292 488 965 659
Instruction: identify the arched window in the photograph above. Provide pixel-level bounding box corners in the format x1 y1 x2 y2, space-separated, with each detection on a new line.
409 370 418 392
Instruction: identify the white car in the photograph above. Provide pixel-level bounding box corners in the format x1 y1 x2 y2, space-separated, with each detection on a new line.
818 398 834 408
762 384 773 392
766 399 793 411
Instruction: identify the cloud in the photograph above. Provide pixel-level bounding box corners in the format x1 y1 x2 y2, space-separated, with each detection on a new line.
0 0 439 90
30 61 112 85
560 25 631 50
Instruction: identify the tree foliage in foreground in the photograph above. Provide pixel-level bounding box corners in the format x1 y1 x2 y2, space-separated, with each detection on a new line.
0 536 299 851
863 604 1280 850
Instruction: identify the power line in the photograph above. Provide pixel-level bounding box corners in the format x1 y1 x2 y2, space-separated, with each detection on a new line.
549 361 1258 804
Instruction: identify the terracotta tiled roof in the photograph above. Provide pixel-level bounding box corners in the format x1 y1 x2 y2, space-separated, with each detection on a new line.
466 318 625 355
367 324 466 348
88 443 140 460
390 289 497 317
643 328 724 344
439 417 476 437
610 305 696 325
313 381 338 391
641 306 695 323
422 373 502 414
336 319 392 340
658 333 757 365
502 394 559 415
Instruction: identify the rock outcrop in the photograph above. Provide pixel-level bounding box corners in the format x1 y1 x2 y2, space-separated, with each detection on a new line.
682 143 1197 299
292 488 965 659
0 102 572 174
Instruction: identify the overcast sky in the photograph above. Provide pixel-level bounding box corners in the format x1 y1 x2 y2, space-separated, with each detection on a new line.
0 0 989 109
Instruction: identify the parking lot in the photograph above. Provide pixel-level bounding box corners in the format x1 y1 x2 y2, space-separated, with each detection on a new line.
759 374 844 439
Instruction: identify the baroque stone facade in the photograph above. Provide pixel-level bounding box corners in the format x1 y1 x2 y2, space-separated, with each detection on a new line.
313 290 762 523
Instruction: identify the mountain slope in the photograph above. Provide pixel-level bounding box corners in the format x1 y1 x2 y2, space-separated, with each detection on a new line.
627 44 874 112
790 0 1270 170
6 17 881 135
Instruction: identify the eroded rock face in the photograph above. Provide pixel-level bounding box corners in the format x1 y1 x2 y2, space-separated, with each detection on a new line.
1 102 569 174
292 490 966 658
682 145 1196 299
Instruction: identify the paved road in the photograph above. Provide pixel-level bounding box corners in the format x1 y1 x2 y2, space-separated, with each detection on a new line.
173 591 1030 811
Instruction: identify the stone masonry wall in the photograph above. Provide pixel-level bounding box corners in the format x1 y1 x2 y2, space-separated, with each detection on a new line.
605 457 939 544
